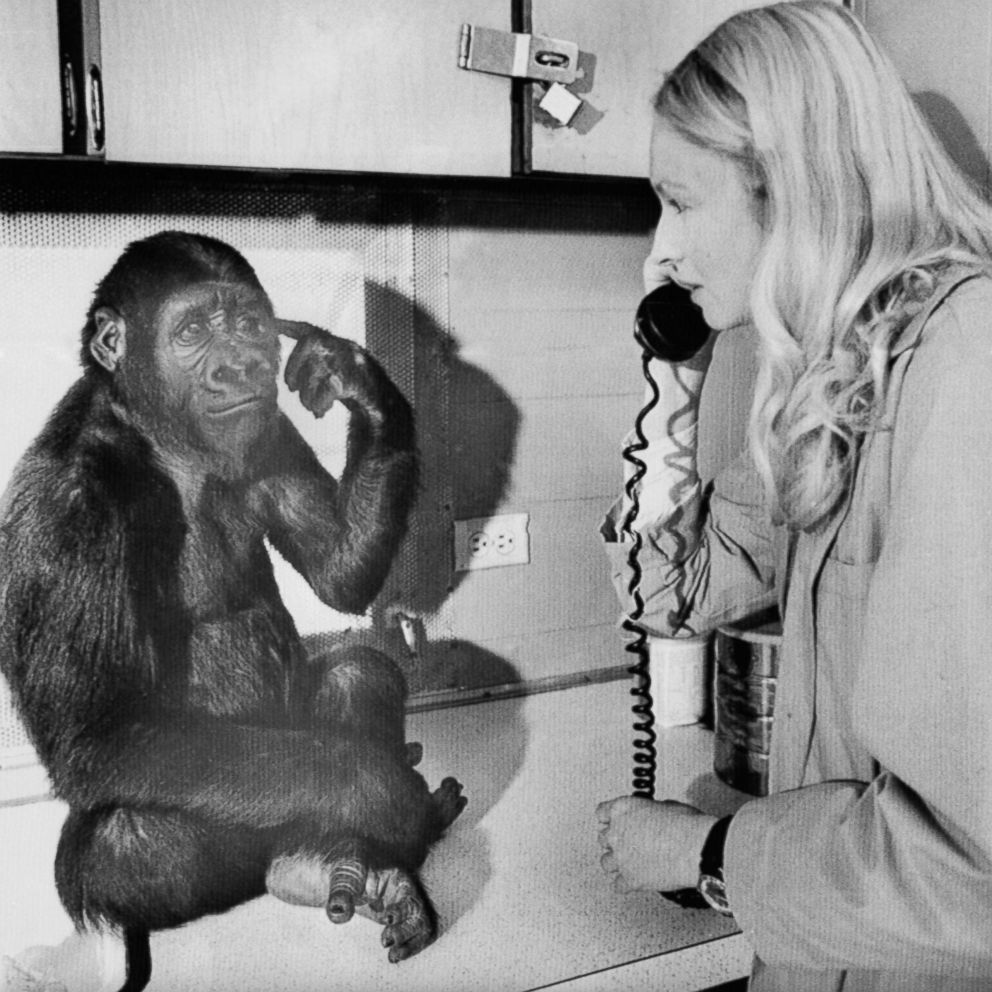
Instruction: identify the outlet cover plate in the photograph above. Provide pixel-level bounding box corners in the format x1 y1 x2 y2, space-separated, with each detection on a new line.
453 513 530 571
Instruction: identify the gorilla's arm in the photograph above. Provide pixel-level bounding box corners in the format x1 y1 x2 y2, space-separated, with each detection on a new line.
260 328 418 615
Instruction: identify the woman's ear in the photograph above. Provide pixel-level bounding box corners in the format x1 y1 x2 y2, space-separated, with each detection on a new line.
90 307 128 373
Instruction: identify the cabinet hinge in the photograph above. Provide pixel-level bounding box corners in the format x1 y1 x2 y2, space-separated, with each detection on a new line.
458 24 579 85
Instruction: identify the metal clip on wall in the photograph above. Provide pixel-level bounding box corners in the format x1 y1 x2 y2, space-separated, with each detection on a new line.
458 25 579 83
458 24 585 126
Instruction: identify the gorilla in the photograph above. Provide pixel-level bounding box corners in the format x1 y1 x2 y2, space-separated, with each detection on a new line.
0 231 465 971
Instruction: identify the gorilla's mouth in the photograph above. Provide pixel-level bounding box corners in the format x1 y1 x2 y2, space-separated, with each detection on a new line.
207 395 268 416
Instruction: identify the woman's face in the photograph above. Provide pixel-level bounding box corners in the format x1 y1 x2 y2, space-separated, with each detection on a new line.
647 120 764 332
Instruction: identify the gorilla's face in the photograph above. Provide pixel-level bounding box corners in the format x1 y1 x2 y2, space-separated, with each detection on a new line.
123 280 281 478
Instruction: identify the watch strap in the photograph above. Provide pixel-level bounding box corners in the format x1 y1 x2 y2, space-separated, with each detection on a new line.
658 886 708 909
696 815 734 916
659 814 734 911
699 814 733 878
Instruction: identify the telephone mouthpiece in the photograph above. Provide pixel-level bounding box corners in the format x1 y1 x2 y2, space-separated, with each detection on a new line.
633 283 711 363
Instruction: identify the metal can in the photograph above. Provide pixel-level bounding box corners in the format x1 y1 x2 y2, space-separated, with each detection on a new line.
713 611 782 796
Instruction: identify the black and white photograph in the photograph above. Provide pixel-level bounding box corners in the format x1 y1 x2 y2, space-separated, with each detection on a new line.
1 2 990 991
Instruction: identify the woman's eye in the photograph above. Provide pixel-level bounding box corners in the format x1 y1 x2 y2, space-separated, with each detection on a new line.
663 198 684 215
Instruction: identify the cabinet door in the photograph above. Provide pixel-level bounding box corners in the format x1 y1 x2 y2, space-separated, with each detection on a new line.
527 0 841 178
0 0 61 154
100 0 511 175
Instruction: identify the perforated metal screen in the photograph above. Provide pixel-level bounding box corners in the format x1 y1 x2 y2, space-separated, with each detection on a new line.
0 683 29 753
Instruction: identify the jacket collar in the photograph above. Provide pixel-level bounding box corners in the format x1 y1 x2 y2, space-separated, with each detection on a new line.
889 269 983 357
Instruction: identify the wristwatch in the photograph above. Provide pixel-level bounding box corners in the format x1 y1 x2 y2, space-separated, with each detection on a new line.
697 815 734 916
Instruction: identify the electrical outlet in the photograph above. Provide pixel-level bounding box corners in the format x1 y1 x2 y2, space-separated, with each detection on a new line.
453 513 530 571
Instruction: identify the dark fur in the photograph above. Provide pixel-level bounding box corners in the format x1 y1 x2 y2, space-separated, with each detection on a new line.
0 232 452 936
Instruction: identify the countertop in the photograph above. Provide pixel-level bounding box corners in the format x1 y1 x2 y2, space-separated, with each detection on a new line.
1 678 754 992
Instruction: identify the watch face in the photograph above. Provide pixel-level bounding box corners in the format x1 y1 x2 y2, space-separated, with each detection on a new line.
698 874 733 916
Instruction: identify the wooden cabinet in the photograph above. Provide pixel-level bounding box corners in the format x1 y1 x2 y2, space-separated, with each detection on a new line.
100 0 512 175
102 0 831 178
526 0 766 177
0 0 62 154
0 0 103 158
4 0 845 177
525 0 846 177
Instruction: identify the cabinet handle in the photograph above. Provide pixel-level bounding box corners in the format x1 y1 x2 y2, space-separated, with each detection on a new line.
60 56 79 141
87 64 105 153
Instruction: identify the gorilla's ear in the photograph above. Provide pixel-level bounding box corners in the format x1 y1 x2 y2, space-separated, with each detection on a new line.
90 307 128 373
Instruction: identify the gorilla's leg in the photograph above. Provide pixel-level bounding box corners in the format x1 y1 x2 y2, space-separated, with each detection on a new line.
269 646 466 961
304 646 466 835
56 806 270 933
305 645 410 751
270 645 420 916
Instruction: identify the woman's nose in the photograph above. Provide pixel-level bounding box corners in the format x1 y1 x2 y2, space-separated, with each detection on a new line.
649 212 683 270
643 215 684 291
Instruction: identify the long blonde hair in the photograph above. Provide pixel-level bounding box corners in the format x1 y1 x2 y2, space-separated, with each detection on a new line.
656 1 992 530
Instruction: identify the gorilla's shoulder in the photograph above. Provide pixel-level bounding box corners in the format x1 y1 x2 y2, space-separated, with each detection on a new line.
14 376 175 525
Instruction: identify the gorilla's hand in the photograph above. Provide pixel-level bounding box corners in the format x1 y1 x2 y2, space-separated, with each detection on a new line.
280 322 404 428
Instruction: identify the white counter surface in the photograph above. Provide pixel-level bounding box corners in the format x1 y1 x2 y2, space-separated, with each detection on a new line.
1 678 754 992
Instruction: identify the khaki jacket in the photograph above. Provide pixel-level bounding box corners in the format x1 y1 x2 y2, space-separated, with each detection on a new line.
602 272 992 991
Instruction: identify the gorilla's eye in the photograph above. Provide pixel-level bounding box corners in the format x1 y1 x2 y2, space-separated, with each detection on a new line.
235 314 265 340
175 320 210 347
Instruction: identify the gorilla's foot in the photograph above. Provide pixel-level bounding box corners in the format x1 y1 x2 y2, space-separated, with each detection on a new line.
363 867 437 963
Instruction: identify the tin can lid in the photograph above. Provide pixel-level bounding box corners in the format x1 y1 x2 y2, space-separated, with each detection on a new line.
716 606 782 644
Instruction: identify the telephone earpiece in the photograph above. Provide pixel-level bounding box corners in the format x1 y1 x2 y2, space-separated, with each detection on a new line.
634 282 711 362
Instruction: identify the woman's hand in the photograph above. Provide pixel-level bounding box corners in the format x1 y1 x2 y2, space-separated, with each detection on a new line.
596 796 717 893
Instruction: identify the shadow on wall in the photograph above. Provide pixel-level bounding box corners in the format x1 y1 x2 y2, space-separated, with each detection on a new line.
369 280 521 612
913 90 991 191
306 281 523 696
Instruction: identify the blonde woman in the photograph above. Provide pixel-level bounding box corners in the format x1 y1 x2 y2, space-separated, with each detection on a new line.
596 2 992 989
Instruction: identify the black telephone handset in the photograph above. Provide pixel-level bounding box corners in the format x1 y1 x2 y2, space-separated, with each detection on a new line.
633 282 711 363
623 281 712 910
